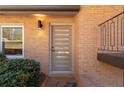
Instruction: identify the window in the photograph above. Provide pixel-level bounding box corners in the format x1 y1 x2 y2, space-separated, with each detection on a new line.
0 25 24 58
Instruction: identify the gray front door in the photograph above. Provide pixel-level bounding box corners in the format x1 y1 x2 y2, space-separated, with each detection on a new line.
49 23 73 74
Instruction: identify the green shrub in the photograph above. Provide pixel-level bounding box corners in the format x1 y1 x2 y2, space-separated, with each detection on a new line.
0 59 40 87
0 53 6 62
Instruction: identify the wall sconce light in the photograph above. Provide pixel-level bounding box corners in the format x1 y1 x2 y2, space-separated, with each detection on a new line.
38 20 43 29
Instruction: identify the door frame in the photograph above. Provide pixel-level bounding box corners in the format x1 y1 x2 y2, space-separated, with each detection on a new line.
49 22 75 74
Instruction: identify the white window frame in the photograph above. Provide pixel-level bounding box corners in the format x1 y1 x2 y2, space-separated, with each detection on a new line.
0 24 24 59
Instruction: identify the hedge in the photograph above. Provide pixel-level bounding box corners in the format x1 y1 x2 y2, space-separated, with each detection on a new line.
0 57 40 87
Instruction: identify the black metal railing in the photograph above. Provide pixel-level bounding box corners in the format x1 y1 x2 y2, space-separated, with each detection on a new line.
98 11 124 52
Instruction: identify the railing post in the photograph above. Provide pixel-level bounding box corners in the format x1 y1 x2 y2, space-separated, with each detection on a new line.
117 17 119 52
107 22 109 51
100 26 102 50
121 16 124 47
103 25 106 50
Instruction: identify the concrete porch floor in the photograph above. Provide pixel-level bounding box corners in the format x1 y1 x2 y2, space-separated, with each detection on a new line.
40 76 77 87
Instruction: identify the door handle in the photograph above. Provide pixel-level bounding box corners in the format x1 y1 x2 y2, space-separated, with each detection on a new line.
51 46 55 52
52 46 55 51
52 50 55 52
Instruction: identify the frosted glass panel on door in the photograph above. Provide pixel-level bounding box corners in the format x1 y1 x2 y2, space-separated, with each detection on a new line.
54 38 69 40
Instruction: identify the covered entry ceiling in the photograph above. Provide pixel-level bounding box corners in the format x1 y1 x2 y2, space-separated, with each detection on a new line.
0 5 80 16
